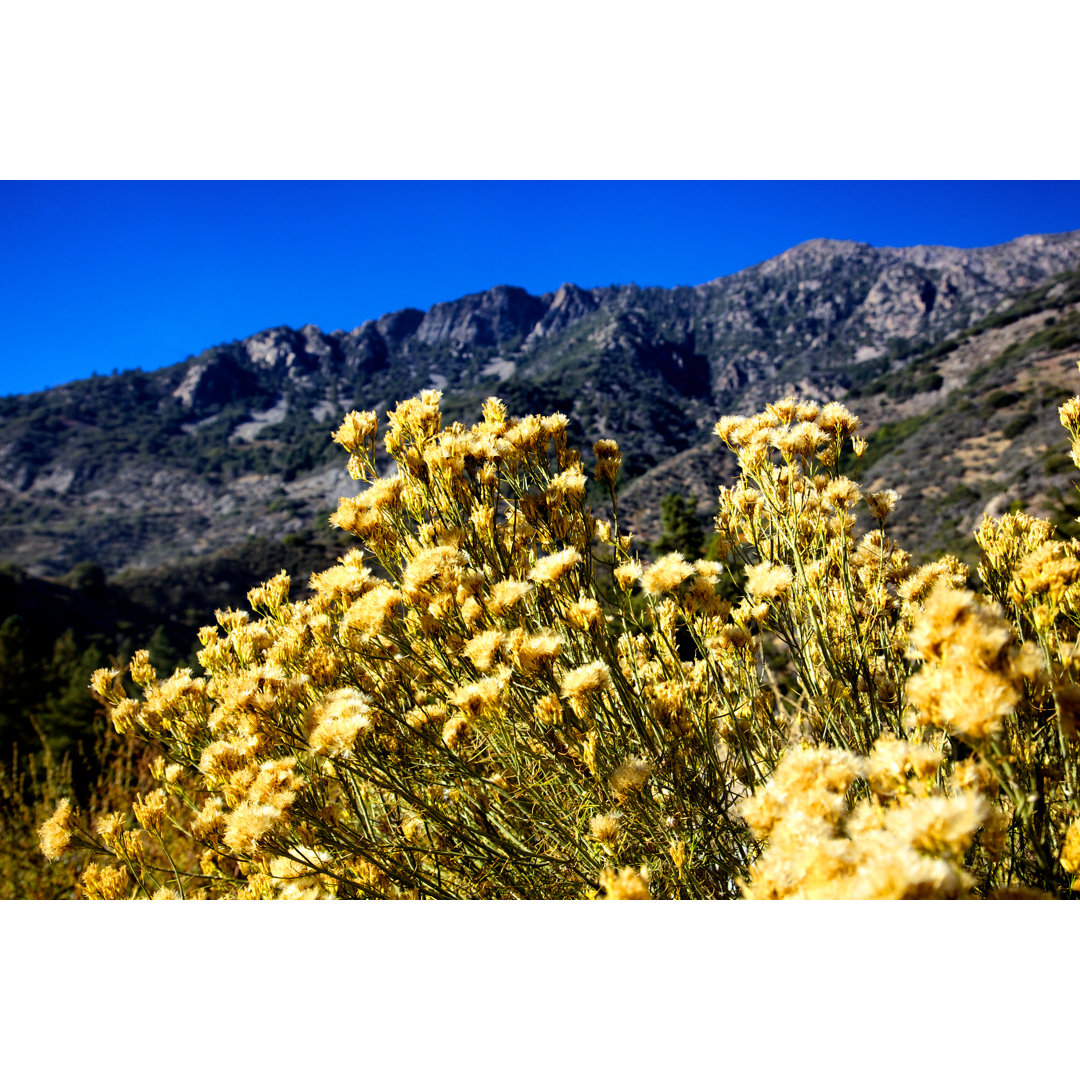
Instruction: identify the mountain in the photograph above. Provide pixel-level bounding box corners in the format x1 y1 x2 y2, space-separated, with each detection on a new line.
2 229 1080 579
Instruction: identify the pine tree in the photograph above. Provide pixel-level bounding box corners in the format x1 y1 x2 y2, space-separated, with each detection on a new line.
655 492 704 557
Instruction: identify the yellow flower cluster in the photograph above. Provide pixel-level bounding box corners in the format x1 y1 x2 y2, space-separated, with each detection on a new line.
38 373 1080 898
711 396 951 758
906 583 1042 741
741 741 988 899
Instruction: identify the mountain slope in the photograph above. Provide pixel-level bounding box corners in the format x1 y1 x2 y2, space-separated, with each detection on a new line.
2 229 1079 576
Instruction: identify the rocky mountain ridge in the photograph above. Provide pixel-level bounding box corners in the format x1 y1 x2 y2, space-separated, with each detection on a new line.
2 228 1080 577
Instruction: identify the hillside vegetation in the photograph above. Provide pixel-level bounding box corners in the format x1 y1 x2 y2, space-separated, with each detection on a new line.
3 230 1079 578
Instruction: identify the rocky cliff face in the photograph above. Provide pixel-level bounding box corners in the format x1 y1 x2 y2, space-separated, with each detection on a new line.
2 229 1079 576
414 285 550 348
684 231 1080 410
526 283 599 343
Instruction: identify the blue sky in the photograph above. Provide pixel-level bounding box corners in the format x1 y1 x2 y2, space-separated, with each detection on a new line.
1 180 1078 397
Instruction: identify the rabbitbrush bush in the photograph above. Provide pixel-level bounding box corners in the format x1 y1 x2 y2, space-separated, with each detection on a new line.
38 382 1080 898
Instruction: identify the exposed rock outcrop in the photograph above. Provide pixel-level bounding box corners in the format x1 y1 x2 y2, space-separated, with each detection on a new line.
414 285 549 348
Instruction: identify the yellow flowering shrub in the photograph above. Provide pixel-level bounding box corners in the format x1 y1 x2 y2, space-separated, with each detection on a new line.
39 377 1080 898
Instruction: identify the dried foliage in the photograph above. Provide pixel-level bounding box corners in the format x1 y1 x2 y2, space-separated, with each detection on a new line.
2 723 154 898
37 379 1080 898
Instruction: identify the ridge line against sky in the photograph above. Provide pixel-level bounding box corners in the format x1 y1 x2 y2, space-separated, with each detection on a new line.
2 181 1079 397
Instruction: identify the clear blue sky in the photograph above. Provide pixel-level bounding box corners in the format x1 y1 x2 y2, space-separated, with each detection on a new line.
1 181 1078 397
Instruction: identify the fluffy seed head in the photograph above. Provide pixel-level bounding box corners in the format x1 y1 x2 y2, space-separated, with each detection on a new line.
38 799 74 861
865 489 900 524
223 802 283 856
641 552 696 596
529 548 582 586
307 688 373 757
463 630 506 672
333 410 378 452
590 811 623 845
609 756 651 798
133 788 169 832
488 578 532 616
744 560 795 599
613 559 642 591
560 660 613 701
80 863 130 900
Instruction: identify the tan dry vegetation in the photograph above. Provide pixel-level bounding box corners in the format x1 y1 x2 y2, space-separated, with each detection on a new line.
854 301 1080 431
858 327 1080 562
